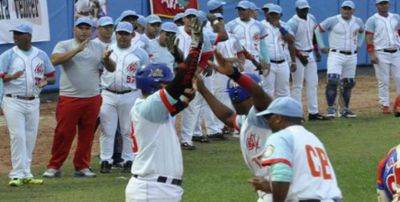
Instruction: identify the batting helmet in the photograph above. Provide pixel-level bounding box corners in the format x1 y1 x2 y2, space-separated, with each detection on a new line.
227 73 261 103
136 63 174 95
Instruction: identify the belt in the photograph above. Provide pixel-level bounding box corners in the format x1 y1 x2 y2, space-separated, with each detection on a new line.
299 49 313 52
299 200 320 202
133 175 182 186
105 88 132 94
330 49 357 55
5 94 36 100
380 49 398 53
270 59 286 64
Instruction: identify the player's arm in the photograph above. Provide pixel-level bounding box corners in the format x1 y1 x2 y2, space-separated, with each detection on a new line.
365 17 378 64
271 182 290 202
208 14 228 43
101 49 116 72
51 39 90 66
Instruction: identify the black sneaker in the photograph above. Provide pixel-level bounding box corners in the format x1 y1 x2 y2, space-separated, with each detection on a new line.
100 161 112 173
308 113 329 121
122 161 132 173
192 136 210 143
181 142 196 150
208 133 226 140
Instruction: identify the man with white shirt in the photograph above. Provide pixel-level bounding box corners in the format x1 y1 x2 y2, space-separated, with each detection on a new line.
365 0 400 114
316 1 365 118
93 16 114 47
118 10 149 49
144 15 162 41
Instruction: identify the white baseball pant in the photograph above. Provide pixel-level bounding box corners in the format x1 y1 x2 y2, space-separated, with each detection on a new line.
373 51 400 107
327 52 357 78
262 61 291 98
100 90 141 163
291 53 319 114
2 96 40 179
257 191 272 202
125 176 183 202
212 72 233 130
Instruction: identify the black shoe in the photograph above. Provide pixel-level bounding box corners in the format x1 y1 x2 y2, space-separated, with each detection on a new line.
122 161 133 173
308 113 330 121
181 142 196 150
192 136 210 143
208 133 226 140
100 161 112 173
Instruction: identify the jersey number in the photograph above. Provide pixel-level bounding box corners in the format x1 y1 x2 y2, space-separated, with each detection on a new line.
126 75 135 84
305 145 332 180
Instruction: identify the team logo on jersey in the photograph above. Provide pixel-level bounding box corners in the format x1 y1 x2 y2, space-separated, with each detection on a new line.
150 68 164 78
247 133 260 151
263 145 274 158
127 63 137 72
35 63 44 74
253 34 261 41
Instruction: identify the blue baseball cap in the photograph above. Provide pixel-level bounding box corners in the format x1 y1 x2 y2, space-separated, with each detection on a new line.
268 4 282 14
146 14 162 24
184 8 197 17
376 0 389 4
75 17 93 27
236 0 253 10
262 3 275 10
10 24 32 34
214 13 224 20
120 10 139 20
161 22 178 33
196 10 208 23
207 0 226 11
295 0 310 9
97 16 114 27
341 1 355 9
227 73 261 103
174 13 184 22
137 15 147 27
115 22 133 33
248 1 260 10
256 97 304 118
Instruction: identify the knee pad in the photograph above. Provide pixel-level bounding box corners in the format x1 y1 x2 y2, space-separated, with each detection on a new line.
341 78 356 89
326 74 340 90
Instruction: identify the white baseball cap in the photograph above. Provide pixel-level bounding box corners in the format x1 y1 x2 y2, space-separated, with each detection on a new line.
256 97 304 118
341 1 355 9
376 0 389 3
236 0 253 10
207 0 226 11
262 3 275 10
295 0 310 9
174 13 184 22
115 22 133 33
74 17 93 27
10 24 33 34
97 16 114 27
161 22 179 33
268 4 282 14
119 10 139 20
146 15 162 24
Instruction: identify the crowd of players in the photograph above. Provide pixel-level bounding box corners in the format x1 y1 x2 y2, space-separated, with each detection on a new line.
2 0 400 201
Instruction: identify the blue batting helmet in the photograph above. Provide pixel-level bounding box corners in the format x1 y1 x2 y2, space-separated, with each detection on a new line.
227 73 261 103
136 63 174 95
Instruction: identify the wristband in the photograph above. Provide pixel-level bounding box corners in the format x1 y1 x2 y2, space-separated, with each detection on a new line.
279 27 288 36
228 66 242 81
367 44 375 53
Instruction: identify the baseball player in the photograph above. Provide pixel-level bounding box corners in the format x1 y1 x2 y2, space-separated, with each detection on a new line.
250 96 342 201
196 50 274 201
226 0 270 74
99 22 149 174
287 0 328 121
43 17 115 178
143 15 162 41
365 0 400 114
93 16 114 47
118 10 149 50
261 4 297 98
125 16 204 202
377 144 400 201
1 24 55 186
315 1 365 118
173 13 184 27
135 15 147 35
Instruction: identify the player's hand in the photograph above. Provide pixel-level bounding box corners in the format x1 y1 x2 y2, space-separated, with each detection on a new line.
297 55 309 66
211 50 241 76
12 70 24 80
258 60 270 76
321 48 330 54
315 51 321 62
207 13 217 23
247 177 271 193
290 62 297 72
76 39 90 52
169 38 184 63
370 54 379 64
102 47 113 61
37 79 48 88
194 72 206 92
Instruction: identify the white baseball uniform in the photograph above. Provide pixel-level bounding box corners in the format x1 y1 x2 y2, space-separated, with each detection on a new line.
365 13 400 107
99 44 149 164
261 20 291 98
260 125 342 201
0 46 55 179
287 14 320 114
147 39 175 72
126 89 183 202
226 17 268 74
131 32 149 50
233 107 273 202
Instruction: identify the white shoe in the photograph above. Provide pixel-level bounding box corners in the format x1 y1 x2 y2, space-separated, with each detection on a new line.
43 168 62 178
74 168 96 177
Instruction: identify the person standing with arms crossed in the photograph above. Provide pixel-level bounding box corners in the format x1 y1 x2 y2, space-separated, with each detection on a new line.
43 17 115 178
365 0 400 114
1 24 56 186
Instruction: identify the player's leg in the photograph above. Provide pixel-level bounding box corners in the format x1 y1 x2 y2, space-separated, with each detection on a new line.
339 55 357 118
274 62 290 98
390 52 400 113
291 58 305 103
201 75 223 139
325 52 343 117
212 72 233 134
374 52 391 113
99 92 118 173
73 95 102 175
262 63 277 98
23 99 40 179
3 98 27 182
180 94 201 150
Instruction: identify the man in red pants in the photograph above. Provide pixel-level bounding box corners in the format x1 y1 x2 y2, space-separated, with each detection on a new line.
43 17 115 178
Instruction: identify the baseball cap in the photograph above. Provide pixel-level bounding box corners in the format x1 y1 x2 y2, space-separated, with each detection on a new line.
268 4 282 14
137 15 147 27
115 22 133 33
161 22 179 33
256 96 304 118
196 10 208 23
74 17 93 27
376 0 389 3
174 13 184 22
207 0 226 11
248 1 260 10
120 10 139 20
262 3 275 10
184 8 197 17
341 1 355 9
236 0 253 10
97 16 114 27
146 14 162 24
214 13 224 20
10 24 32 34
295 0 311 9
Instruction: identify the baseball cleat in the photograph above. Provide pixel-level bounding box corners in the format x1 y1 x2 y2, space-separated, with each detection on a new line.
339 109 357 118
100 161 112 173
192 135 210 143
308 113 330 121
42 168 62 178
326 107 337 118
74 168 96 177
208 133 227 140
181 142 196 150
382 106 391 114
122 161 133 173
23 178 44 185
9 178 24 187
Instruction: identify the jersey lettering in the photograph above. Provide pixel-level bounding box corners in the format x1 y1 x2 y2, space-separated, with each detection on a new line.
305 145 332 180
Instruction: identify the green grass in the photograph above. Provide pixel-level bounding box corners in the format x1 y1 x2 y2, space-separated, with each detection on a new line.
0 112 399 201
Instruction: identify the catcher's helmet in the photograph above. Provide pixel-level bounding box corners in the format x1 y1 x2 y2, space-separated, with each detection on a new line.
227 72 261 103
136 63 174 95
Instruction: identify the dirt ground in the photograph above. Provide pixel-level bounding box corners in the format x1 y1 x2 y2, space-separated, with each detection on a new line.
0 68 397 175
